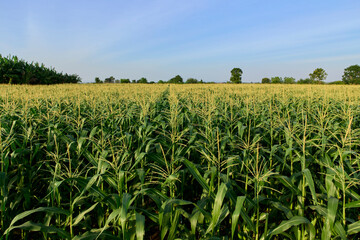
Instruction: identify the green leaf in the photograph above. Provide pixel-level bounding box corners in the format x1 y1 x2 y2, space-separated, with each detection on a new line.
183 159 213 197
136 213 145 240
97 209 122 238
348 220 360 235
73 202 99 226
334 221 346 240
345 200 360 208
271 201 294 219
5 207 69 233
231 196 246 239
274 175 301 195
327 197 338 227
167 209 181 240
206 183 228 235
4 221 70 239
303 169 318 204
120 193 132 230
325 170 336 198
72 174 100 207
321 197 339 240
268 216 310 236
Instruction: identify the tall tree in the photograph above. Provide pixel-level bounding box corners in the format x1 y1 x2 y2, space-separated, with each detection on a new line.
104 76 115 83
309 68 327 83
230 68 243 83
95 77 102 83
261 77 270 83
342 65 360 84
168 75 183 83
271 76 283 84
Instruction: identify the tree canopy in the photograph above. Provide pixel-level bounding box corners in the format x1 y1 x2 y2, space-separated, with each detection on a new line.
284 77 295 84
342 65 360 84
309 68 327 83
186 78 199 83
297 78 313 84
121 78 130 83
261 77 270 83
168 75 183 83
137 77 148 83
95 77 102 83
104 76 115 83
0 55 81 84
271 76 283 84
230 68 243 83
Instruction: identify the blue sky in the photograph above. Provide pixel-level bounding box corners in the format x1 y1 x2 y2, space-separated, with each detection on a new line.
1 0 360 83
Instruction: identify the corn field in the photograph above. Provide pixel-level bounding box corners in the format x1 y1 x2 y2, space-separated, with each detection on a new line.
1 84 360 239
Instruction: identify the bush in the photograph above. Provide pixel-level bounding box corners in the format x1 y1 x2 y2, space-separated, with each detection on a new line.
120 79 130 83
186 78 199 83
297 78 313 84
328 81 345 85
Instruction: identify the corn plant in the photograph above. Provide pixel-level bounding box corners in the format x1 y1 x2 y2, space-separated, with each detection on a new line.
0 84 360 239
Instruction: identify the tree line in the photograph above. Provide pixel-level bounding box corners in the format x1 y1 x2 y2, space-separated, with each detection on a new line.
1 55 359 85
236 66 360 84
0 55 81 84
95 75 206 84
96 66 360 85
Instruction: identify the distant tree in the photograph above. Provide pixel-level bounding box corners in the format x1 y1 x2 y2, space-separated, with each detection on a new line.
137 77 148 83
120 78 130 83
261 77 270 83
309 68 327 83
297 78 313 84
104 76 115 83
95 77 102 83
158 80 165 84
115 79 120 83
132 80 136 83
168 75 183 83
149 81 155 84
186 78 199 83
271 76 283 84
230 68 243 83
284 77 295 84
342 65 360 84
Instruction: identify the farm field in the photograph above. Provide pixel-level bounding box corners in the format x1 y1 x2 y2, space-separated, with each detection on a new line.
1 84 360 239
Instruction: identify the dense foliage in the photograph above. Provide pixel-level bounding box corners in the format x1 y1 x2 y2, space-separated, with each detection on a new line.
1 84 360 239
0 55 81 84
342 65 360 84
271 76 283 84
230 68 243 83
168 75 183 84
309 68 327 83
261 78 270 84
